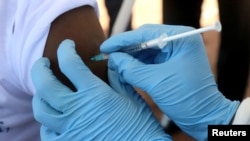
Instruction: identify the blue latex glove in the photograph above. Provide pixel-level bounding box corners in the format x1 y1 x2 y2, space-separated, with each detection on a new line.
101 24 240 141
31 39 171 141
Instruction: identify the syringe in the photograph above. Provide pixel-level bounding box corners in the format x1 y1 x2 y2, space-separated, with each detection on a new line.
91 21 222 61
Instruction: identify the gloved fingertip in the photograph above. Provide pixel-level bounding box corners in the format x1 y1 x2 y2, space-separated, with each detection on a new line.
57 39 76 55
32 57 50 72
100 40 116 53
57 39 79 65
42 57 51 67
60 39 75 48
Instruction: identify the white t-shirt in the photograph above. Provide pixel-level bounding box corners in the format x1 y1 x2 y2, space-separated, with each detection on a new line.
0 0 98 140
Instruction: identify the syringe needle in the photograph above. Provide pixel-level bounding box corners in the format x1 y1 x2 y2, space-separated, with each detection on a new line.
91 21 222 61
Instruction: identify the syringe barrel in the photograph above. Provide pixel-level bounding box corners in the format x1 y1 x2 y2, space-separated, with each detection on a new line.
119 44 144 53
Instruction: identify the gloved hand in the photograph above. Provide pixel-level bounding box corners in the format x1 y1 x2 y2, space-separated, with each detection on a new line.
31 39 171 141
101 24 240 141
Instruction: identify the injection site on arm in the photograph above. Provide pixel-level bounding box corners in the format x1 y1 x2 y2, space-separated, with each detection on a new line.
91 21 222 61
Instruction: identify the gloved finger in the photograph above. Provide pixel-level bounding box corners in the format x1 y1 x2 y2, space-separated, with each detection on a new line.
32 95 65 133
31 57 72 111
57 39 107 90
108 52 155 92
108 67 145 104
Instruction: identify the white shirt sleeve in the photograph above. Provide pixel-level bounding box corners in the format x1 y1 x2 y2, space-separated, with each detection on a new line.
7 0 99 95
0 1 99 140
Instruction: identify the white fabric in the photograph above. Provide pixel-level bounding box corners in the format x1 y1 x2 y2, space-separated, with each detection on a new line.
0 0 98 140
232 97 250 124
160 114 170 128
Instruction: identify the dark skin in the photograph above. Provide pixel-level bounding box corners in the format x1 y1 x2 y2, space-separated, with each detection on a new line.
43 6 108 91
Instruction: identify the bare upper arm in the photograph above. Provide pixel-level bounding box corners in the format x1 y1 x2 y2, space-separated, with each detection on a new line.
43 6 107 90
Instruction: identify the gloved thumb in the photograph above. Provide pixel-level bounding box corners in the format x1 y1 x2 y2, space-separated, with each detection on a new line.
108 52 161 92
